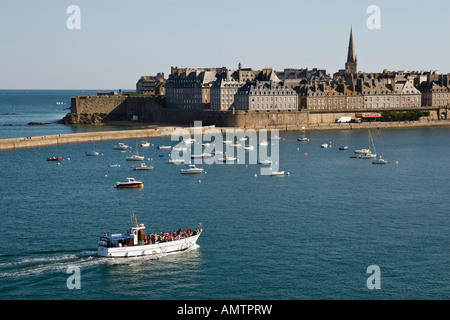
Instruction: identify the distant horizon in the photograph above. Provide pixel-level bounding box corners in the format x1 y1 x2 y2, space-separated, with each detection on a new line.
1 0 449 90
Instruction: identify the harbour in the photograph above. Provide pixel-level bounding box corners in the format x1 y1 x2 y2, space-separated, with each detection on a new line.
1 121 450 299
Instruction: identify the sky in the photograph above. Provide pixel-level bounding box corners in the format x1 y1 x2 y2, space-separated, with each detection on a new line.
1 0 449 90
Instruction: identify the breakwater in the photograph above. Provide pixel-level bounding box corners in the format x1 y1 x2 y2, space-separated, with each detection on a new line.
0 126 219 151
1 120 449 151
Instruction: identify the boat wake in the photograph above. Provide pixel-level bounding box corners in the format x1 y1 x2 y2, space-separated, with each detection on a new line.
0 245 201 278
0 249 98 279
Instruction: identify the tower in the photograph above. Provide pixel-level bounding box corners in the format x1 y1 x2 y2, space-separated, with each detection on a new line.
345 28 357 74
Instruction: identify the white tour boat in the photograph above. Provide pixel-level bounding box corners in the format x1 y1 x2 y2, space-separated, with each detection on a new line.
113 143 129 150
98 216 202 258
180 164 204 174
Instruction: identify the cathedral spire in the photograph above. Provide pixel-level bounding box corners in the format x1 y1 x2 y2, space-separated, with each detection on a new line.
345 27 357 74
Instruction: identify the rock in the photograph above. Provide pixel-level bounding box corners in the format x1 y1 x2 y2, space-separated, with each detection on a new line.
27 122 46 125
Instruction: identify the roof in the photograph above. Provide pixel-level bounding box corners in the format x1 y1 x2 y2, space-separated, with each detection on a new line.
102 234 133 241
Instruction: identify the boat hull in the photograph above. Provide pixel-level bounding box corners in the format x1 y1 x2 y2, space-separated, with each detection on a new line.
98 233 201 258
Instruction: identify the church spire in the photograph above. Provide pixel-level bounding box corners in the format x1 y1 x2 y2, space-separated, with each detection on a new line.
345 27 357 74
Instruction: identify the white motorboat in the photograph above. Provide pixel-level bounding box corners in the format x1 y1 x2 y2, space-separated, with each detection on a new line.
358 153 377 159
258 159 272 165
372 156 388 164
230 143 242 147
223 140 232 144
86 151 100 156
192 153 212 159
97 216 202 258
339 146 349 150
244 146 254 151
321 143 328 148
133 163 154 170
218 156 237 162
158 145 172 150
168 159 184 165
109 164 120 168
239 137 248 141
115 177 143 188
259 141 268 146
182 138 195 145
354 148 370 154
126 154 145 161
140 141 150 147
173 147 187 152
270 171 285 176
113 143 129 150
298 137 308 141
180 164 204 174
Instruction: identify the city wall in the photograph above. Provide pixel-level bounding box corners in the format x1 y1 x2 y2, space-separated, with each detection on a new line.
68 95 441 129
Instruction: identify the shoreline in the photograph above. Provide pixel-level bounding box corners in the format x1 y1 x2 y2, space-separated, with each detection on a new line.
1 120 450 151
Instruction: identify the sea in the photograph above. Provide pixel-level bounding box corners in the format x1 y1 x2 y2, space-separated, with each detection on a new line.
0 90 450 300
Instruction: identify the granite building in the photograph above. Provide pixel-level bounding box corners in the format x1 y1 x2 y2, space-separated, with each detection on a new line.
136 73 165 95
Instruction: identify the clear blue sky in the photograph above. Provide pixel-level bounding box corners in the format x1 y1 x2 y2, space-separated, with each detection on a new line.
1 0 449 89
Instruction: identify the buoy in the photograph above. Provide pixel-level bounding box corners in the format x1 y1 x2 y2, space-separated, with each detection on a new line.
254 174 257 177
396 161 399 164
305 153 308 156
198 180 201 183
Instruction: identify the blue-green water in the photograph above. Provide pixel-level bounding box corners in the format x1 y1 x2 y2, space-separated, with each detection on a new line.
1 91 450 300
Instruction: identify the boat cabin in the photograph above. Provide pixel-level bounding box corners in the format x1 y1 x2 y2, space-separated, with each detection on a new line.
99 223 146 248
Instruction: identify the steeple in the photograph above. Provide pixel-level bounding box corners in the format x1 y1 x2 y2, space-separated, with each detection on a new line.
345 27 357 74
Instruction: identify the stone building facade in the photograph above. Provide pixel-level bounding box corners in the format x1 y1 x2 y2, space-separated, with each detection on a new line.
136 73 165 95
165 67 226 109
234 80 298 111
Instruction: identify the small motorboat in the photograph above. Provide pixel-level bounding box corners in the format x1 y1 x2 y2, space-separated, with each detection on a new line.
140 141 150 147
126 154 145 161
223 140 232 144
168 159 184 165
180 164 204 174
86 151 100 156
47 157 62 161
132 163 154 170
339 146 348 150
358 153 377 159
298 137 308 141
157 145 172 150
354 148 370 154
113 143 129 150
109 164 121 168
321 143 328 148
244 146 254 151
270 170 285 176
372 156 388 164
258 159 272 165
259 141 268 146
115 177 143 188
173 147 187 152
218 156 237 162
